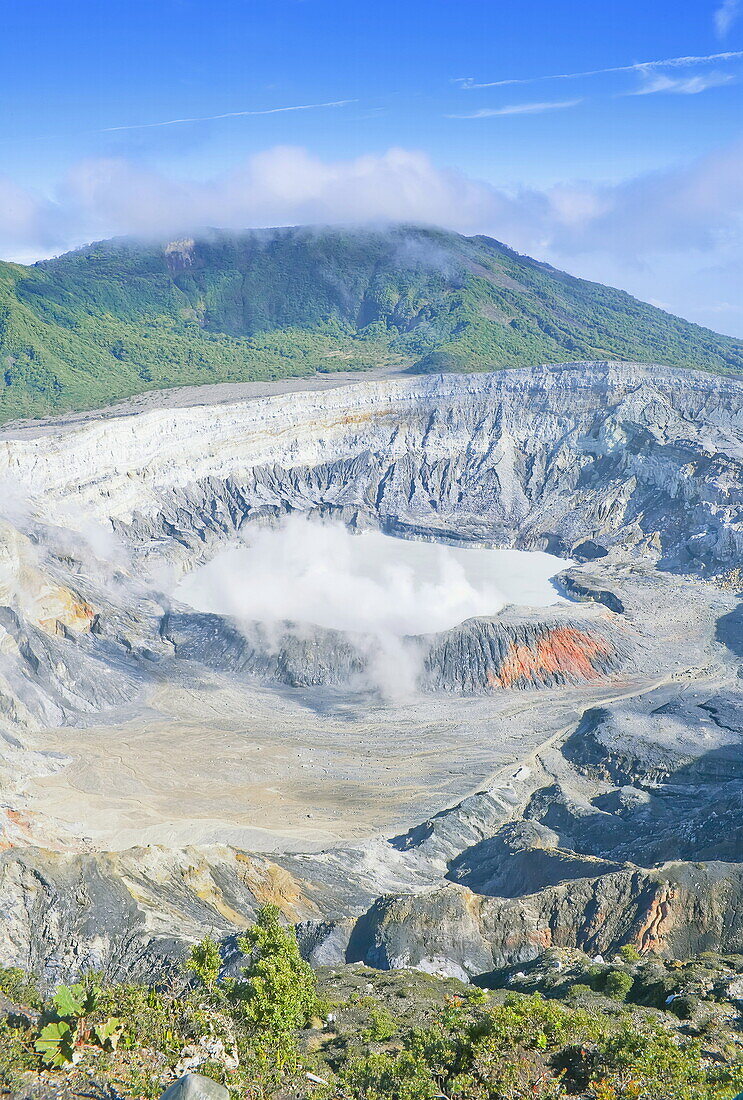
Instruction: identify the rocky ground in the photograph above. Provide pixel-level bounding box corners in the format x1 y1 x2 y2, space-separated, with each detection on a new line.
0 361 739 984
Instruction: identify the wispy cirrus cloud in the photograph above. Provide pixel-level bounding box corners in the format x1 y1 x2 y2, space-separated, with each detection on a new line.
715 0 740 37
447 98 582 119
100 99 356 133
624 69 735 95
455 50 743 89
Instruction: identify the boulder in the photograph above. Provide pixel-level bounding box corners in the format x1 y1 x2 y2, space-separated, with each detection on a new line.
160 1073 230 1100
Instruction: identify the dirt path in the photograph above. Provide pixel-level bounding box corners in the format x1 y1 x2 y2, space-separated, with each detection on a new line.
448 671 689 815
0 363 410 440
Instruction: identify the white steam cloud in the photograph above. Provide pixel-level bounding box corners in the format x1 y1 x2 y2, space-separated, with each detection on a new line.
176 515 568 635
174 516 567 697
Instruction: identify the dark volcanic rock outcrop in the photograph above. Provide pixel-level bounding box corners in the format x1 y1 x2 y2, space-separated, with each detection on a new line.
343 864 743 978
562 695 743 787
163 610 630 693
421 615 629 692
445 821 625 898
161 613 367 688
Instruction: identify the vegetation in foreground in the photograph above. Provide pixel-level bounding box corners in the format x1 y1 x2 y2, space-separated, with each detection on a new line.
1 225 742 421
2 906 743 1099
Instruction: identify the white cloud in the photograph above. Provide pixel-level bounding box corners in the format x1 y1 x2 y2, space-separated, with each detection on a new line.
50 147 508 245
715 0 740 37
51 140 741 261
625 69 734 95
177 515 517 637
552 139 743 255
2 140 742 337
100 99 356 133
0 178 61 254
447 99 582 118
705 300 740 312
456 50 743 89
174 515 564 697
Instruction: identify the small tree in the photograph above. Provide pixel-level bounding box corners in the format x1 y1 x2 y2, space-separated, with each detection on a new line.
185 935 222 993
604 970 634 1001
234 904 318 1035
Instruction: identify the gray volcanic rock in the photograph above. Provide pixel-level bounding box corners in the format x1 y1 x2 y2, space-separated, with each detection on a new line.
522 690 743 868
1 361 740 575
162 609 630 694
0 363 739 983
0 605 145 725
100 361 741 578
161 1074 229 1100
420 614 630 692
343 863 743 978
562 695 743 787
0 360 738 723
445 821 625 897
557 573 625 614
162 613 368 687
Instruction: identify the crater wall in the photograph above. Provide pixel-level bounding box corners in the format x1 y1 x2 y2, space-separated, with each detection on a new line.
1 361 741 574
0 362 740 981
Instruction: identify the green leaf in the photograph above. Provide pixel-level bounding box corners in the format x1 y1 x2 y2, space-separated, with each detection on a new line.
52 983 86 1018
52 981 99 1018
35 1020 78 1067
94 1017 122 1051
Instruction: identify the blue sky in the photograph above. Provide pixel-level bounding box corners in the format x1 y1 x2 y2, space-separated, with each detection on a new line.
1 0 742 334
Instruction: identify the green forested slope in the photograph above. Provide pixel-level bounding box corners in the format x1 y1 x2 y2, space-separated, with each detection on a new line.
0 225 741 421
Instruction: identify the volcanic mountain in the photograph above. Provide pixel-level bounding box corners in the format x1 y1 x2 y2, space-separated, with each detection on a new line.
1 225 742 422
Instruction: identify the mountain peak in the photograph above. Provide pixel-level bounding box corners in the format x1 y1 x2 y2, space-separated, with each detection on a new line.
0 225 741 422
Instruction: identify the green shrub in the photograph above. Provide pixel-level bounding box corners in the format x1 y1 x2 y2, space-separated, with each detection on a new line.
362 1007 398 1042
668 993 701 1020
339 1049 439 1100
2 945 743 1098
0 1020 37 1090
618 943 642 963
0 965 41 1008
232 904 319 1035
186 934 222 992
603 970 634 1001
462 985 489 1005
568 983 593 1000
590 1021 743 1098
96 982 186 1055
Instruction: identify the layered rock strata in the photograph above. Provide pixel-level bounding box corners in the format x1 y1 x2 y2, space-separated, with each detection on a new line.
0 362 739 982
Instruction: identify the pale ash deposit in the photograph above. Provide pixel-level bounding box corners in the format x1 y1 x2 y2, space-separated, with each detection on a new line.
0 361 739 982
